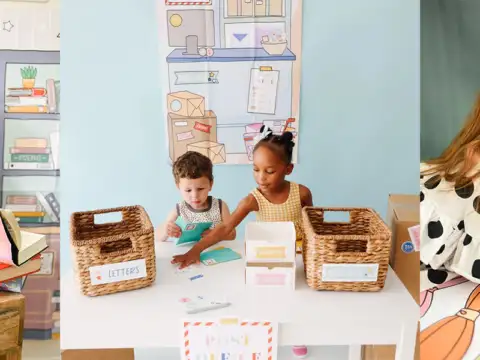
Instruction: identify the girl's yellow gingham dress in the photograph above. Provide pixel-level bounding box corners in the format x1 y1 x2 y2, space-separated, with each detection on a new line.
251 182 304 252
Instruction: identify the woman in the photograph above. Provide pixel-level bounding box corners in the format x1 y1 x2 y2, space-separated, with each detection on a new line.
420 94 480 360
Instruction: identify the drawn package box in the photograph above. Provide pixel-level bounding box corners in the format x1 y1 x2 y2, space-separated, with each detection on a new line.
187 140 226 164
167 110 217 162
167 91 205 117
244 221 296 289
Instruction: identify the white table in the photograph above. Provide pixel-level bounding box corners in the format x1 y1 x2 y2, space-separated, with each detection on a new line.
61 241 418 360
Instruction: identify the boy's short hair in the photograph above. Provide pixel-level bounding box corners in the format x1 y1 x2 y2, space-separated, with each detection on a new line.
172 151 213 184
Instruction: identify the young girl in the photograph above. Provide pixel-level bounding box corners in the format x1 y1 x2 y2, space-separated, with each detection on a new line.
171 126 313 359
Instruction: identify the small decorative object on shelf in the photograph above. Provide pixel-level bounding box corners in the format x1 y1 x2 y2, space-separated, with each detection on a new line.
302 207 391 292
20 65 37 89
70 205 156 297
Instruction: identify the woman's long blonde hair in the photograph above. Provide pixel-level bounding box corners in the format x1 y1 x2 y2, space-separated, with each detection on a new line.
422 94 480 186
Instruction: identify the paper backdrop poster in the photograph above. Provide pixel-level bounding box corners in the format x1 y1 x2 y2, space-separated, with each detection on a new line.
181 318 278 360
159 0 303 165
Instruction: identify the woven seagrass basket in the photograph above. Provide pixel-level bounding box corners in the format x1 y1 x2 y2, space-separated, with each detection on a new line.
302 207 391 292
70 205 156 297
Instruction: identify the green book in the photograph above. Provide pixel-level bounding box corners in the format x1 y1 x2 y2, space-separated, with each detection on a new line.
11 154 49 163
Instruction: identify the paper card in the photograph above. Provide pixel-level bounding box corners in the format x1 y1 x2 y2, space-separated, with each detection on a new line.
177 131 194 141
175 217 212 246
181 318 278 360
408 224 420 251
35 251 54 275
200 248 242 266
89 259 147 285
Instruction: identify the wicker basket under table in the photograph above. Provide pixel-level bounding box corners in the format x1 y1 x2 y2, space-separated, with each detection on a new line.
70 205 156 297
302 207 391 292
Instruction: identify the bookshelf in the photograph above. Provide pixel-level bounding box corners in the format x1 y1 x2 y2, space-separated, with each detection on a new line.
1 49 60 340
0 50 60 228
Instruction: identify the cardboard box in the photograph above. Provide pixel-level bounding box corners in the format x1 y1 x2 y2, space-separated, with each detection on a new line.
167 91 205 117
187 141 226 164
0 292 25 348
61 349 134 360
167 111 217 162
362 194 420 360
244 222 296 289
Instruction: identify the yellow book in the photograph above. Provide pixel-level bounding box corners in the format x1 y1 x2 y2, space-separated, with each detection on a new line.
12 211 45 217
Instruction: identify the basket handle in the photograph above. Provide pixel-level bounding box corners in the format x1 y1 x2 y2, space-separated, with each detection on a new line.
320 208 352 224
98 237 135 257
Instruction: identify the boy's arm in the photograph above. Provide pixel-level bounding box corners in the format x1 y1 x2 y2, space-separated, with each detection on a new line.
220 201 236 240
155 208 178 241
299 184 313 207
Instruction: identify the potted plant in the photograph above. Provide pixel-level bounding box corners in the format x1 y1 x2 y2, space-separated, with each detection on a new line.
20 66 37 89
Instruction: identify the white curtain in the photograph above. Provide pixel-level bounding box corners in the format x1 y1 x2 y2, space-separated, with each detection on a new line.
421 0 480 160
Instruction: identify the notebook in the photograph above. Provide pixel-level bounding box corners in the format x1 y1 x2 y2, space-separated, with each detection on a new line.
174 217 212 246
200 247 242 266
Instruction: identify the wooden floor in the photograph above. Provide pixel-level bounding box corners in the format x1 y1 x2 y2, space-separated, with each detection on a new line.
23 340 60 360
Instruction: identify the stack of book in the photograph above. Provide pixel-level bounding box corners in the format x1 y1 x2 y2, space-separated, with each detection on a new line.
0 209 48 293
4 80 58 114
4 193 60 224
5 137 54 170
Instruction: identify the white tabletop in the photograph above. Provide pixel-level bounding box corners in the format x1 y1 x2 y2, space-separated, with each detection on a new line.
61 240 418 350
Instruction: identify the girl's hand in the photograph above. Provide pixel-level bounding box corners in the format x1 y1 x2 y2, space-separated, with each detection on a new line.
166 222 182 238
171 248 201 269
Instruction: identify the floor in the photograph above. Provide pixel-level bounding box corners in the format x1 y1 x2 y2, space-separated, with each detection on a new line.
23 340 350 359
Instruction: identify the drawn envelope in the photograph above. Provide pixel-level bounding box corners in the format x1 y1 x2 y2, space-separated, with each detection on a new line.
167 91 205 117
187 141 226 164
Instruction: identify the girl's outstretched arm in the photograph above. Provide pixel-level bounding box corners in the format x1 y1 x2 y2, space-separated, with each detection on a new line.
171 194 258 268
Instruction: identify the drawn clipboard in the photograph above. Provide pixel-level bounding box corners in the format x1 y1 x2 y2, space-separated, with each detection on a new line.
247 66 279 115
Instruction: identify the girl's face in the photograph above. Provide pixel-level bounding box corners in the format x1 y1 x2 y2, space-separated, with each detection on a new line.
252 145 293 194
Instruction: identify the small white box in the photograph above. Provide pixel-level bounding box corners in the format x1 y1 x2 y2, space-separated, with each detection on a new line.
245 221 296 263
245 263 295 289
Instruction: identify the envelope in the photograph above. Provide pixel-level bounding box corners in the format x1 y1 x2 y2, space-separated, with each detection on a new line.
167 91 205 117
187 141 226 164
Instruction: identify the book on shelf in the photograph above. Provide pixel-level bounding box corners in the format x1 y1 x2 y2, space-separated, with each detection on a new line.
36 192 60 222
5 79 58 114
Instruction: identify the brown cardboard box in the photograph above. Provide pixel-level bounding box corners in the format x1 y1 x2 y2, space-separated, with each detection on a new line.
61 349 134 360
362 194 420 360
167 110 218 162
0 292 25 348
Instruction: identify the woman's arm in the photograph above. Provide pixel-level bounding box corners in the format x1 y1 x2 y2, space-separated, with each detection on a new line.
299 184 313 207
220 201 236 240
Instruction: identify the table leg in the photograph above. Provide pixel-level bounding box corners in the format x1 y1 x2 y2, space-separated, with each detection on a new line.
395 320 417 360
348 345 362 360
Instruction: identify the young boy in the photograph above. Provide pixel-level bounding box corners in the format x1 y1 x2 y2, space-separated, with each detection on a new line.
157 151 236 243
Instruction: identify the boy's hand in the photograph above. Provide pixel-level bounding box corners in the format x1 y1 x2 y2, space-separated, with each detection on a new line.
171 248 201 269
166 222 182 238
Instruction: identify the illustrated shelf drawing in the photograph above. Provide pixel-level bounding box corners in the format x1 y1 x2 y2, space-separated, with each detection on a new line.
162 0 301 164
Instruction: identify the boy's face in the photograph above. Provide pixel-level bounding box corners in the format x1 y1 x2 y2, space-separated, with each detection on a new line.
177 176 213 209
253 146 293 194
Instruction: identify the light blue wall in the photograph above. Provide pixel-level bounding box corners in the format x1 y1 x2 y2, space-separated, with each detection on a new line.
60 0 419 273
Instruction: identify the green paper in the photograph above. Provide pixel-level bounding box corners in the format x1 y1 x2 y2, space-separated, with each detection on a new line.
200 248 242 265
174 217 212 246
